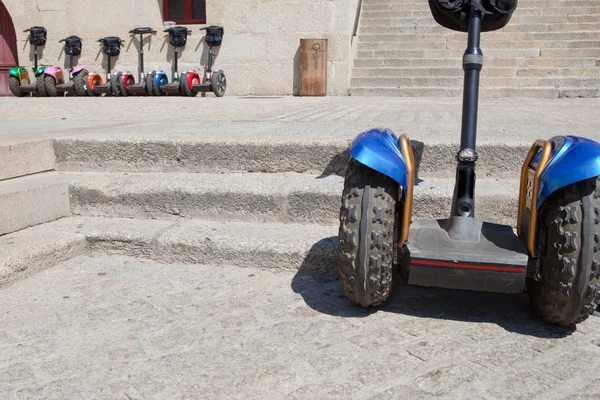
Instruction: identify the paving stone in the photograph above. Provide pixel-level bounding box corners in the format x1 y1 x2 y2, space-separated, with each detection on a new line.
1 253 599 398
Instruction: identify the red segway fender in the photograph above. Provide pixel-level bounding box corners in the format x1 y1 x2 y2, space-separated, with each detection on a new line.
119 72 135 96
86 72 102 96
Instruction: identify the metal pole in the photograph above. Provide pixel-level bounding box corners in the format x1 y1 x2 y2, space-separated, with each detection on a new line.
450 3 483 218
173 47 178 81
207 45 213 73
139 33 144 80
33 45 38 71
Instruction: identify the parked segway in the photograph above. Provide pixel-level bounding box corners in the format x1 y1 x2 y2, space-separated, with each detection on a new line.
44 35 89 96
338 0 600 327
159 26 196 96
187 26 226 97
85 36 124 96
117 27 157 96
7 26 48 97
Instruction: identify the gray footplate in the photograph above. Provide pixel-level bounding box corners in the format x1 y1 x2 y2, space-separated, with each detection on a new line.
406 217 529 294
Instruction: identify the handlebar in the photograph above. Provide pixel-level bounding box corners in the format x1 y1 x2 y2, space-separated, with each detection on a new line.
59 36 80 43
163 28 192 34
129 27 156 34
23 28 31 33
97 37 124 44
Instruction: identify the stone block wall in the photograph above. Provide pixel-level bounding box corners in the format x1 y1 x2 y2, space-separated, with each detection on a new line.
4 0 361 95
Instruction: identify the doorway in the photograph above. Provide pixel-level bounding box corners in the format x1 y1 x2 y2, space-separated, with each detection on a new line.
0 1 18 96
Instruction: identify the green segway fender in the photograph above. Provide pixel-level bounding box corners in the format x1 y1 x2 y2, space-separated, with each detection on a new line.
34 65 48 77
8 66 26 79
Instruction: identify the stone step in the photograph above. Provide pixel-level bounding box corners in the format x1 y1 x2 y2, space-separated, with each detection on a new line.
353 66 600 78
359 23 600 34
41 216 340 275
358 40 600 51
353 67 518 78
53 135 537 180
360 15 600 27
0 221 85 288
357 48 600 60
356 48 543 59
353 58 533 68
350 86 593 98
68 172 520 227
0 172 70 236
351 76 600 89
361 8 600 18
358 31 600 43
362 0 600 9
354 57 600 69
0 140 55 181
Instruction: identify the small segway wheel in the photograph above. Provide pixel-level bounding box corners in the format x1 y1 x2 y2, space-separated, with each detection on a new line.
8 76 26 97
119 74 134 97
44 75 58 97
73 70 89 96
528 176 600 326
35 74 47 97
211 70 226 97
85 73 102 96
146 72 155 95
182 72 198 97
111 72 122 96
338 158 399 307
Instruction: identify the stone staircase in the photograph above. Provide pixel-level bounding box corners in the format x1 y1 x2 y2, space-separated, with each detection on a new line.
351 0 600 97
1 96 600 290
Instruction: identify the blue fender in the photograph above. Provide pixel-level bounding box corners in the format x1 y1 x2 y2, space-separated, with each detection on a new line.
154 71 168 94
537 136 600 209
349 128 409 194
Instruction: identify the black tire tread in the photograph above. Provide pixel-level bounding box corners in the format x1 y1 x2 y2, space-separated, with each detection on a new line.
8 76 26 97
338 159 398 307
44 75 58 97
529 176 600 326
36 75 47 97
73 70 88 96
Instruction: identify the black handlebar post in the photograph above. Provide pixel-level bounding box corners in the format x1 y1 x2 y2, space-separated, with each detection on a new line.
450 2 483 218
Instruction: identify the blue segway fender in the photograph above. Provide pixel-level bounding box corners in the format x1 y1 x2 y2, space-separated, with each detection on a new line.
349 128 410 195
154 71 168 94
537 135 600 209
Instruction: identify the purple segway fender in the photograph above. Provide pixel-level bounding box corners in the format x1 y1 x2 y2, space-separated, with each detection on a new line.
43 66 60 78
72 65 86 75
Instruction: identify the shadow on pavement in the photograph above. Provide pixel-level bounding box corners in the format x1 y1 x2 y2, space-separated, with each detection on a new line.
291 237 575 339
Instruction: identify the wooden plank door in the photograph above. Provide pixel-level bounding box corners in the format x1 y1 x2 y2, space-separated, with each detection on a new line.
0 1 18 96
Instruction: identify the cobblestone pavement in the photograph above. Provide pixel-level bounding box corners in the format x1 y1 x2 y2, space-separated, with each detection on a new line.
1 254 600 399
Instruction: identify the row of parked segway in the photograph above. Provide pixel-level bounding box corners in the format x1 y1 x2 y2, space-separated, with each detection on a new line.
9 25 226 98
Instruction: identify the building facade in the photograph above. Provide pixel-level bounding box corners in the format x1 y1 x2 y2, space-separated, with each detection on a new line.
0 0 361 96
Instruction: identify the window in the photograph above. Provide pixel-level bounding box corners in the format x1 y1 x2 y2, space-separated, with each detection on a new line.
163 0 206 24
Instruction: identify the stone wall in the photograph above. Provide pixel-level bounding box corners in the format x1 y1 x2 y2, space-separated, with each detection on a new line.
4 0 361 96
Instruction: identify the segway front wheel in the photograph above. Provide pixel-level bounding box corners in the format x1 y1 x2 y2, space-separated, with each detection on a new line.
8 76 26 97
118 74 134 97
73 70 89 96
146 72 155 95
338 159 399 307
181 72 197 97
212 70 226 97
528 176 600 326
44 75 58 97
85 73 102 96
35 75 47 97
111 72 122 96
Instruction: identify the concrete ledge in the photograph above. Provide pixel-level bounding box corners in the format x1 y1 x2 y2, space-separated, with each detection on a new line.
69 172 519 226
0 222 86 289
0 140 55 181
0 173 71 236
55 137 529 179
51 216 339 275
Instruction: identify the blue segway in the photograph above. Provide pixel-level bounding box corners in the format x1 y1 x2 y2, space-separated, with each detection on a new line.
338 0 600 327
